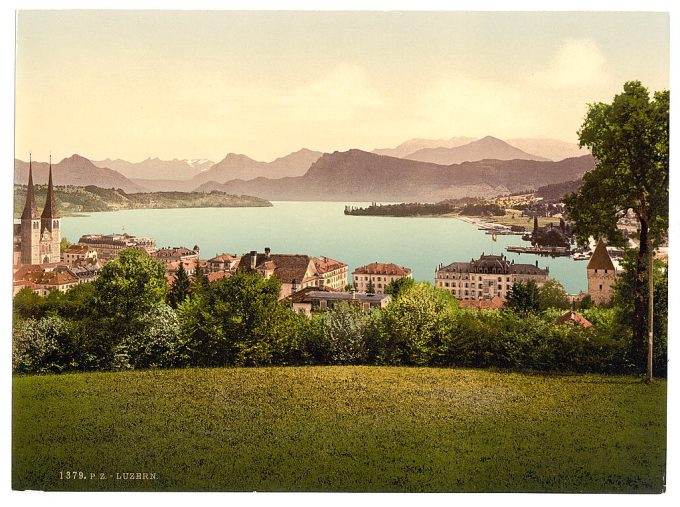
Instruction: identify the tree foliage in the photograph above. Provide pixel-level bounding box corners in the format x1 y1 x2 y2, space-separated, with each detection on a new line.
168 261 191 308
505 281 541 313
538 279 570 311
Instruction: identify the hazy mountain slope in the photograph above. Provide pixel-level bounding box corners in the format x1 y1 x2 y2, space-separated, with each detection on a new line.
404 136 549 164
190 148 323 186
195 150 595 202
92 157 214 180
373 136 475 158
14 155 146 193
505 138 588 161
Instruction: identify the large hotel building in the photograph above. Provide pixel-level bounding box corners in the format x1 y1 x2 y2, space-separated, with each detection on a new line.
435 253 549 300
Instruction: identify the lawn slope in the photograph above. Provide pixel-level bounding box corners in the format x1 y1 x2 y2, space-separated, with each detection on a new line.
12 366 666 492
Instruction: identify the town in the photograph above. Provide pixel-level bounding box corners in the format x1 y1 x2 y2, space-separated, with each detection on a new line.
13 162 618 324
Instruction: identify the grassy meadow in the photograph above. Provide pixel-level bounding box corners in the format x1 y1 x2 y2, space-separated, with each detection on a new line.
12 366 666 492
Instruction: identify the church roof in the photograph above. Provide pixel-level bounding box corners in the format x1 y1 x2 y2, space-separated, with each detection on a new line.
21 160 39 220
587 239 615 270
41 163 59 219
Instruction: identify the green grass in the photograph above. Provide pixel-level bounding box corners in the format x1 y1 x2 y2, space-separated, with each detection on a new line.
12 366 666 492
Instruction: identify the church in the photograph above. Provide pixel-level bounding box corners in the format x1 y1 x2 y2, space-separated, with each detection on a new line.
16 157 61 265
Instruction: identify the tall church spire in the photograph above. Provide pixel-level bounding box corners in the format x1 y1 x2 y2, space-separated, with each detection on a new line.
21 153 38 220
41 154 59 219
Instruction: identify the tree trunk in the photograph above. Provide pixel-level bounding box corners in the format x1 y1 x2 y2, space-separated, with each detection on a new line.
646 232 654 383
634 218 649 374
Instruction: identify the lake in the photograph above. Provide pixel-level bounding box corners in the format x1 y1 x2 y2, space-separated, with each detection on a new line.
60 201 587 293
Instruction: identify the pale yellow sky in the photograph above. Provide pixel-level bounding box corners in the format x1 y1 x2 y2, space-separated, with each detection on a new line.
15 10 669 162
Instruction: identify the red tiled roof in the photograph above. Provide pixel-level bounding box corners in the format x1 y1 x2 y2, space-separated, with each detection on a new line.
313 256 348 274
352 262 412 276
557 310 593 328
457 297 506 310
239 252 315 284
22 270 78 286
65 244 95 255
207 271 231 283
209 253 239 262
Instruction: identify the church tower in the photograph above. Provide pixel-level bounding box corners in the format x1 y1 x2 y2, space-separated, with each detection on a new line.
587 239 618 305
20 155 41 264
39 156 61 264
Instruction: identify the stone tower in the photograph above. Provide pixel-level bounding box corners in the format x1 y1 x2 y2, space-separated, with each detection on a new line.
20 155 61 265
39 157 61 263
20 155 41 265
587 239 617 305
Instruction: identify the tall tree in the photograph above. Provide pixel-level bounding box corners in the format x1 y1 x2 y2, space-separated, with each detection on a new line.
564 81 669 382
168 261 191 308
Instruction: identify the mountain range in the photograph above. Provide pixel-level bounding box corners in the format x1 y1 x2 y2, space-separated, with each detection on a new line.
196 149 596 202
404 136 549 165
189 148 323 187
92 157 214 180
14 155 145 193
14 136 592 200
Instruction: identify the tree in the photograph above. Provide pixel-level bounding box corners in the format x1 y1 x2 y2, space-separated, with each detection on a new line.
92 248 167 365
505 281 541 313
366 278 375 294
319 302 370 364
384 277 415 299
564 81 669 382
190 260 209 297
538 279 570 311
381 283 458 365
60 237 71 254
612 249 668 377
168 261 191 308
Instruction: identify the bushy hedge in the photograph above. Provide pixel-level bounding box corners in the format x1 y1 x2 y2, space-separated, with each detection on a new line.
12 261 665 376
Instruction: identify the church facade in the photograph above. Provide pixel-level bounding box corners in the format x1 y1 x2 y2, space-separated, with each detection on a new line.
18 157 61 265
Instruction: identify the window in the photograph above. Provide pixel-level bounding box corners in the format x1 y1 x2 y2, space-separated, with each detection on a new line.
445 282 449 287
599 285 603 290
595 269 598 273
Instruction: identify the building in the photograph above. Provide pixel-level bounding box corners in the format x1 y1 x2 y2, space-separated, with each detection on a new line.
587 239 618 305
287 287 390 317
238 248 321 299
352 263 412 294
207 253 240 273
68 258 102 283
313 256 349 290
154 246 200 265
62 244 98 266
435 253 549 300
17 156 61 265
13 264 79 296
78 233 156 260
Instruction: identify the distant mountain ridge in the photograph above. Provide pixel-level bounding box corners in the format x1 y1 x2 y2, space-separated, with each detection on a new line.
92 157 214 181
404 136 549 165
372 136 475 158
196 149 596 202
190 148 323 187
375 135 586 162
14 155 145 193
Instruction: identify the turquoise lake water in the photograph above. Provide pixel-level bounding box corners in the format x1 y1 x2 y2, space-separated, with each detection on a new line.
59 201 587 293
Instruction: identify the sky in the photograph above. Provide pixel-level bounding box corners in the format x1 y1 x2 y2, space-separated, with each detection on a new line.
14 10 670 163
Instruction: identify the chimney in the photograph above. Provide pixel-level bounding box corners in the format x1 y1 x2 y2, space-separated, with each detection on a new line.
250 250 257 270
265 247 271 259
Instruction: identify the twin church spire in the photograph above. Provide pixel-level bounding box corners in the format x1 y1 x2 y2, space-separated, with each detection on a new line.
21 153 59 222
